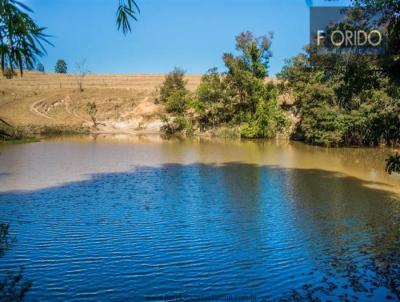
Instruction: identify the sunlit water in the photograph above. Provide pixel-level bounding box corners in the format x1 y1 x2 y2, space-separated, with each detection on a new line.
0 135 399 302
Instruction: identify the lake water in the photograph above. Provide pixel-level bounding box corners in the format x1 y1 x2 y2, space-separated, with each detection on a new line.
0 135 399 301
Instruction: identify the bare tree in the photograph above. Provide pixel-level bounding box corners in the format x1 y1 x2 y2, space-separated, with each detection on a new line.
76 59 89 92
86 102 98 129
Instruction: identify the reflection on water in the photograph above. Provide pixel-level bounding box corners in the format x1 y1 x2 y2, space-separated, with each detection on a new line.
0 136 399 301
0 134 399 194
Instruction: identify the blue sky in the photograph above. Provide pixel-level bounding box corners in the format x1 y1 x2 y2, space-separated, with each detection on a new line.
27 0 350 76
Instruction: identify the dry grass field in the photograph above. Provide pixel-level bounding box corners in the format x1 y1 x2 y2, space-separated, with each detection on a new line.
0 72 202 133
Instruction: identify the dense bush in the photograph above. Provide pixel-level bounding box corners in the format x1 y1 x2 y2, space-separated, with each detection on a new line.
160 32 289 139
160 116 193 136
0 118 33 141
386 153 400 175
54 59 67 74
277 1 400 147
3 68 16 79
36 63 45 73
158 67 189 114
278 47 400 147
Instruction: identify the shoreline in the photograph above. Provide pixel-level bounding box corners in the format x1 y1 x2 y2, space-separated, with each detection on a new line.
1 135 399 197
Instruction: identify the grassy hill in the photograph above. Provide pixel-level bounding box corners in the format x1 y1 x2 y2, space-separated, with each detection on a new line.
0 72 202 133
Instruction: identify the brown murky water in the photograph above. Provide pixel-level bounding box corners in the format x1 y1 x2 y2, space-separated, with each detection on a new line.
0 134 399 195
1 135 400 301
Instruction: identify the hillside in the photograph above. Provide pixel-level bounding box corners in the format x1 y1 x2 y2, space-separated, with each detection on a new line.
0 72 202 133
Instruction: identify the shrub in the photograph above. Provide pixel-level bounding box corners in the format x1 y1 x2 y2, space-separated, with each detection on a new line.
86 102 98 128
159 32 289 139
55 59 67 74
386 153 400 175
3 68 16 79
164 90 189 114
158 67 189 114
36 63 45 73
160 116 192 136
278 47 400 147
159 67 187 103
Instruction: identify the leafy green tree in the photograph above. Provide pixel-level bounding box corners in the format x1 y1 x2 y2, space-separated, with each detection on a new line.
220 32 275 121
159 67 189 114
36 63 44 73
195 68 231 129
86 102 98 128
278 42 400 146
278 1 400 147
54 59 67 74
160 116 192 136
0 0 51 77
0 0 138 79
0 0 137 78
160 32 289 138
386 153 400 175
352 0 400 83
230 31 273 79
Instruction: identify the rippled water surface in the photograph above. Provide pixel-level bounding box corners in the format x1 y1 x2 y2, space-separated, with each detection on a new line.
0 136 399 301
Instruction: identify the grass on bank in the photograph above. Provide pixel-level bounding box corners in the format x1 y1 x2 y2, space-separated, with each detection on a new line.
0 121 90 144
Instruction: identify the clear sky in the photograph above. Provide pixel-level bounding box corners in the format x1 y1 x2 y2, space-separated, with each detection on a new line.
26 0 350 76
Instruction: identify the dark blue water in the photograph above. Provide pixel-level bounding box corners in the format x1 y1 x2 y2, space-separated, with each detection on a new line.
0 163 399 301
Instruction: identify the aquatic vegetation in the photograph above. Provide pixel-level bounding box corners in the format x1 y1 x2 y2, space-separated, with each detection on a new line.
0 224 31 302
278 228 400 301
0 118 12 140
386 153 400 175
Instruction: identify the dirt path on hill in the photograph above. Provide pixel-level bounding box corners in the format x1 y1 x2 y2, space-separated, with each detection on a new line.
29 95 57 120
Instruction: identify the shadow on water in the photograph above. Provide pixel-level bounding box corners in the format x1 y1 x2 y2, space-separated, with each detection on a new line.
0 162 399 301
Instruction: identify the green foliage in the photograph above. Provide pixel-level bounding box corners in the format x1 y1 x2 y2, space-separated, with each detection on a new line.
159 67 189 114
86 102 98 128
0 118 13 140
54 59 67 74
0 224 13 257
195 68 231 129
278 43 400 147
0 268 32 302
226 31 272 79
36 125 89 137
0 118 32 142
0 0 51 78
164 90 189 114
160 32 289 139
36 63 44 73
194 32 287 138
386 153 400 175
116 0 140 35
2 68 16 79
240 89 289 139
160 116 192 136
0 224 32 302
352 0 400 83
159 67 187 102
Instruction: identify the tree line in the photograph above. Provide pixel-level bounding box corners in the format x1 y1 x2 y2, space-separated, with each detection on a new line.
159 32 289 139
1 0 399 174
